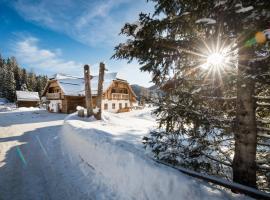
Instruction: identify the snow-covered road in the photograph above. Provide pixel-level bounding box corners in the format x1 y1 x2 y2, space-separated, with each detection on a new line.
0 109 93 200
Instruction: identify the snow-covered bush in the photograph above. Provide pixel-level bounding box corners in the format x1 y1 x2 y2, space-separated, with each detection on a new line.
143 130 232 179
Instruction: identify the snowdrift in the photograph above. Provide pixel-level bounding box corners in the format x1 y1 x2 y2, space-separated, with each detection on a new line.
60 113 247 200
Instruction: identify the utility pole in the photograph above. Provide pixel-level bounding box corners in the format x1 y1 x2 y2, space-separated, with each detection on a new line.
95 62 106 120
84 64 93 117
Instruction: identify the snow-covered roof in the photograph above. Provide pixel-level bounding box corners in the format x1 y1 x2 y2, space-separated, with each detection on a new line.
50 73 82 80
16 91 40 101
55 73 119 96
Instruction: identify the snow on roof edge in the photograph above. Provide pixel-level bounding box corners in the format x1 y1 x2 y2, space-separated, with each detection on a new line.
16 91 40 101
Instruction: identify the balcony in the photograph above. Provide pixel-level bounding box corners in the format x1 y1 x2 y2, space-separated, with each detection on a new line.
112 93 129 100
46 93 61 100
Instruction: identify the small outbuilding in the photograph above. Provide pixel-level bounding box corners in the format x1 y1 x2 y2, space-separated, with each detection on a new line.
16 91 40 107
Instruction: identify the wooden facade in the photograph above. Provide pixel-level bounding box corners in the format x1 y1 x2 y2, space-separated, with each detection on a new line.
42 78 137 114
17 101 39 108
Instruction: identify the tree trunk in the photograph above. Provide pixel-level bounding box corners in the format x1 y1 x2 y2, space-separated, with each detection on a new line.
95 62 105 120
84 64 93 117
233 54 257 188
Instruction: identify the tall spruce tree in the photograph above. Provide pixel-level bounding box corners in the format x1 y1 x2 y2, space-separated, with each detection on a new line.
20 68 28 91
114 0 270 190
27 70 36 91
5 58 16 101
0 54 5 97
11 57 22 91
0 53 48 101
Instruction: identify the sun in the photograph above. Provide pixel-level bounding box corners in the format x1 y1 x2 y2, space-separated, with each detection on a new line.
177 35 238 82
200 52 227 70
198 39 238 78
207 53 224 66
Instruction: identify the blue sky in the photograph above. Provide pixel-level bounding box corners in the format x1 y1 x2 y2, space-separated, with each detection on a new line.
0 0 154 87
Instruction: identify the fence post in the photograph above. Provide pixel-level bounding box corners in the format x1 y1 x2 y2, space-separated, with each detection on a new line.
95 62 105 120
84 64 93 117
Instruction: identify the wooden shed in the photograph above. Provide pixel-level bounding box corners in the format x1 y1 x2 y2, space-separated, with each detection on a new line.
16 91 40 107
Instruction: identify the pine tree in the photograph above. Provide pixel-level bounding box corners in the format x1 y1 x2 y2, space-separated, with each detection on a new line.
0 54 5 97
0 53 49 101
5 58 16 101
11 57 22 91
114 0 270 190
27 70 36 91
20 68 28 91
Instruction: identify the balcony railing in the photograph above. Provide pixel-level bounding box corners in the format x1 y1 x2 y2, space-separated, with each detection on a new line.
112 93 129 100
46 93 61 100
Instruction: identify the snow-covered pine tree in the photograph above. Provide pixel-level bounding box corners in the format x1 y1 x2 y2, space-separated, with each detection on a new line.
40 75 48 94
20 68 28 91
5 58 16 101
0 54 5 97
11 57 22 91
35 75 43 95
27 70 36 91
0 53 48 101
35 75 47 96
113 0 270 190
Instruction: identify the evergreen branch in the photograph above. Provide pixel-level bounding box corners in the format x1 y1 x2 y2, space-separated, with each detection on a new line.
257 142 270 147
257 126 270 132
254 96 270 100
258 133 270 139
202 153 232 167
256 102 270 107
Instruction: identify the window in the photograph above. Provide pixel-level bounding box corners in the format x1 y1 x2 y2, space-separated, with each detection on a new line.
104 103 108 110
119 103 122 109
125 103 128 108
112 103 115 109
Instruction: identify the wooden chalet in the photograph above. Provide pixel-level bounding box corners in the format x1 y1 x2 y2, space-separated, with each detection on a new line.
16 91 40 107
42 73 137 113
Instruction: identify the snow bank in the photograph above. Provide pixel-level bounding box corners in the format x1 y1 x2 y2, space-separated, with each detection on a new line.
60 110 246 200
0 103 16 112
17 107 41 111
0 104 42 113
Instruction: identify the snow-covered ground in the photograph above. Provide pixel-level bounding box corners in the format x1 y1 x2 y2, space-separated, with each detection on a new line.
0 104 252 200
0 107 98 199
61 108 251 200
0 103 16 112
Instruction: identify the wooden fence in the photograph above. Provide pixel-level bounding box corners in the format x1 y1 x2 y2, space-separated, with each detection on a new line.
154 159 270 199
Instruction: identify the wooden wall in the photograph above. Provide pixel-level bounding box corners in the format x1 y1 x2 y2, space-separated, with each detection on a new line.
45 81 64 99
17 101 39 108
62 96 85 113
104 80 136 102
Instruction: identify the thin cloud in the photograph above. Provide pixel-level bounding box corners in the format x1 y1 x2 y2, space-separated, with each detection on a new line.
12 37 153 86
13 36 83 75
11 0 153 47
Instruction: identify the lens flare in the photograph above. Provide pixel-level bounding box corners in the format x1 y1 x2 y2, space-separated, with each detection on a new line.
175 33 239 83
195 37 239 84
207 53 224 66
